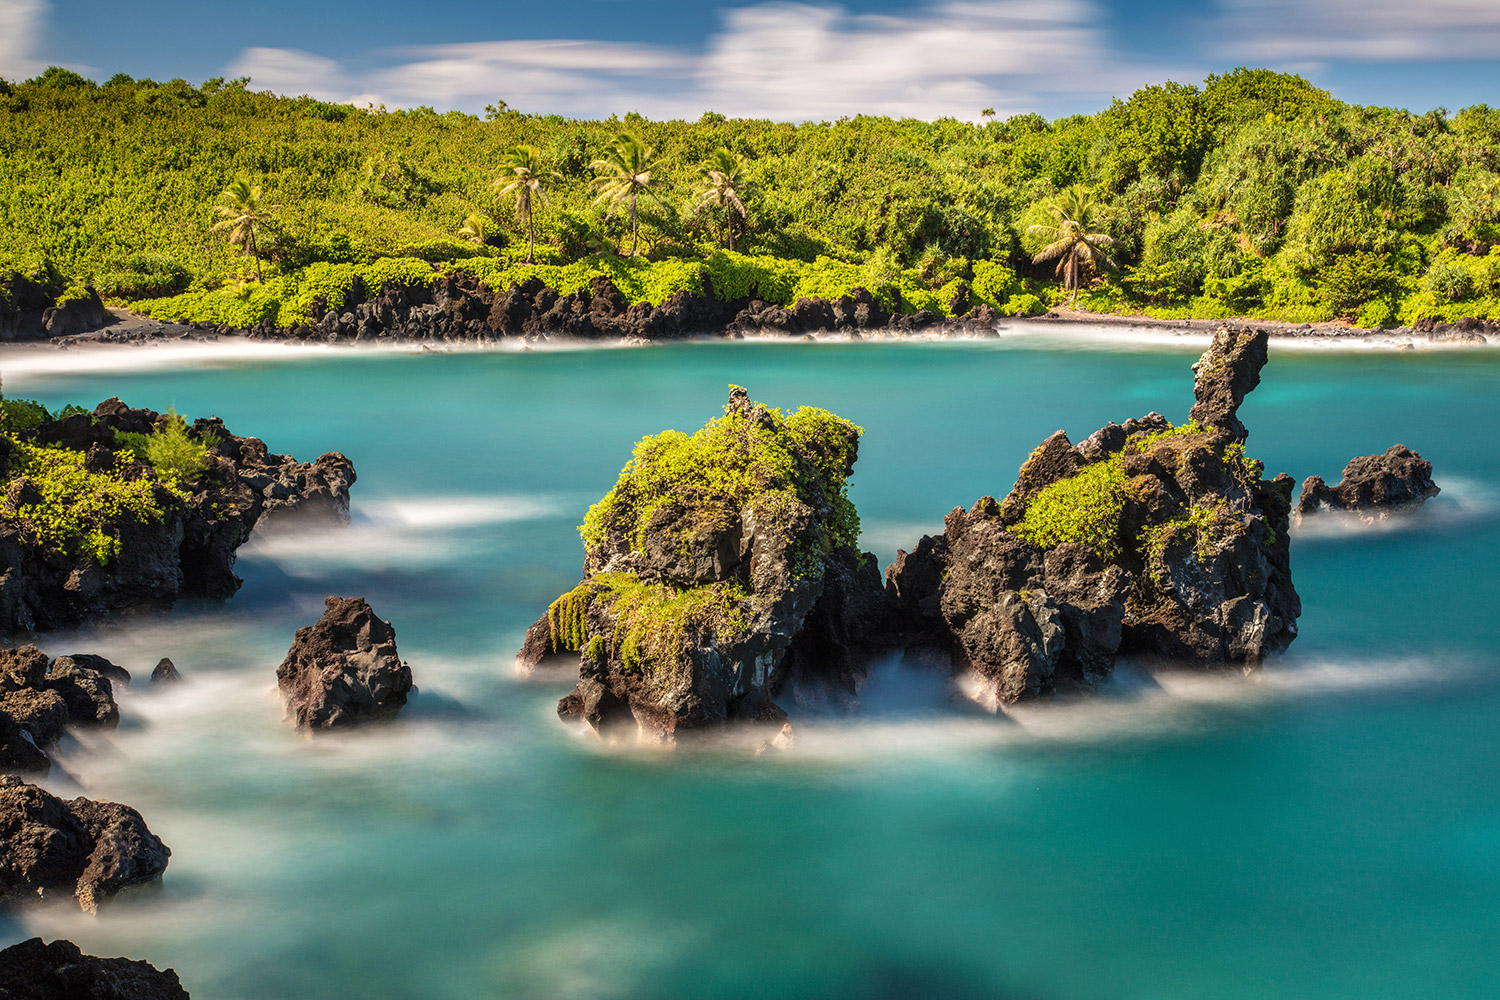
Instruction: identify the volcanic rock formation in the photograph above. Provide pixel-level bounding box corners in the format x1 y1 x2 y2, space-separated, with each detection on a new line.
0 775 171 913
277 597 414 730
1296 444 1439 518
518 386 885 740
0 937 190 999
0 398 355 631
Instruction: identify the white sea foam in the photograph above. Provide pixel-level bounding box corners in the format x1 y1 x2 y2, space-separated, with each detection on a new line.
239 493 572 575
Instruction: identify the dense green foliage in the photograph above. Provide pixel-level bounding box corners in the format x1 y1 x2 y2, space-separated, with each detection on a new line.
582 391 862 572
2 437 180 566
0 398 203 566
4 67 1500 324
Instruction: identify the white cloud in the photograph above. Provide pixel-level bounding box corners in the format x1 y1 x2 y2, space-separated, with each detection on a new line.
1219 0 1500 63
225 0 1186 121
0 0 48 81
225 47 354 102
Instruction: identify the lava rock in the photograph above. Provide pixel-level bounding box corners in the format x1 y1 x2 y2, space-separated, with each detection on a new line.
1296 444 1439 517
0 937 190 999
276 597 413 729
150 658 182 684
0 776 171 913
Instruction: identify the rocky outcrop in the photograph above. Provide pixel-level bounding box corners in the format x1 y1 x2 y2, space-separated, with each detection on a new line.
0 937 190 999
150 658 182 684
0 645 128 776
197 271 1016 344
520 386 886 740
0 399 355 631
276 597 413 729
0 776 171 913
1296 444 1439 518
884 324 1301 706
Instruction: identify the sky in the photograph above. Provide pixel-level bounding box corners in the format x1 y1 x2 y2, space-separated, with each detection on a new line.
2 0 1498 121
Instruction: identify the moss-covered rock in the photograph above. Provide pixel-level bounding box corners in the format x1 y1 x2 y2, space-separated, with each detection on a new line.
518 387 884 740
885 324 1301 706
0 397 356 631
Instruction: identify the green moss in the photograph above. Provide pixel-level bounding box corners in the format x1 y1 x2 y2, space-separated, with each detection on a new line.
2 442 184 565
1129 419 1205 452
1139 500 1247 575
547 571 750 674
1014 459 1129 560
580 392 862 576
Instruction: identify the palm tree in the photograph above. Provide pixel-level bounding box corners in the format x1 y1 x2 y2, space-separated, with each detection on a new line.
494 145 560 264
981 107 996 122
458 213 489 245
695 148 756 251
212 178 277 281
1027 185 1117 307
590 133 668 256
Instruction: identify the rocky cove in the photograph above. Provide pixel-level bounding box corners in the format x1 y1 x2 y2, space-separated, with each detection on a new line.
0 332 1486 1000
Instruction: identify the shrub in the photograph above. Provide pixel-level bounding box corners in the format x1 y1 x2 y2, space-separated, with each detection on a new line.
116 409 220 483
1423 258 1477 302
1 441 177 565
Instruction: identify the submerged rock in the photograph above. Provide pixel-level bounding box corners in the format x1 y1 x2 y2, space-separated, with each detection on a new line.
0 399 357 632
1296 444 1439 518
277 597 413 730
0 937 190 999
0 776 171 913
886 324 1301 706
520 386 885 740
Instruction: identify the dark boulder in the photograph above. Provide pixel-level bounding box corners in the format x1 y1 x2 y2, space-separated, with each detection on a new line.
44 656 121 727
0 937 190 999
0 776 171 913
150 658 182 684
1296 444 1439 518
276 597 413 729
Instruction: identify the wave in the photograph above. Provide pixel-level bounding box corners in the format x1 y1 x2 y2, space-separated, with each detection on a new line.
240 492 575 576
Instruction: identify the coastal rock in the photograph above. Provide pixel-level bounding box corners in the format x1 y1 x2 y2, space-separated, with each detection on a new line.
0 937 190 999
1189 324 1268 442
150 658 182 684
276 597 413 729
0 776 171 913
45 656 122 727
886 324 1300 706
521 386 884 740
0 399 357 631
1296 445 1439 518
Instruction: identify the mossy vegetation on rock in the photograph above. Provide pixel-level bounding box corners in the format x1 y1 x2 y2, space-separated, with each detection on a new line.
0 397 356 631
518 387 884 740
886 325 1301 706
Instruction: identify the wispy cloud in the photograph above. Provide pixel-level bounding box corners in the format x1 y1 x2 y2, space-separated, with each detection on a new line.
226 0 1189 121
0 0 48 81
1218 0 1500 63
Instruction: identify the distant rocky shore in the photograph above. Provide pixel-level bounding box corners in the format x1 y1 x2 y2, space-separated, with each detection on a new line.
6 275 1494 348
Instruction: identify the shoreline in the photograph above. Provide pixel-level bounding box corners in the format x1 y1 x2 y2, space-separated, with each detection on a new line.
0 306 1491 379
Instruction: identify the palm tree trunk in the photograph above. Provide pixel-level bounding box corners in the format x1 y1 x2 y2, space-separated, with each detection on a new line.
726 209 733 251
250 226 262 282
527 210 535 265
630 189 639 256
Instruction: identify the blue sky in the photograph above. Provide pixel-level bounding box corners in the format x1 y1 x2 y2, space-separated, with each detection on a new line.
3 0 1498 120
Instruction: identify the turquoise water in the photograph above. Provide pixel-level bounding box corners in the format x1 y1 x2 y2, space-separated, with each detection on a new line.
3 334 1498 999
